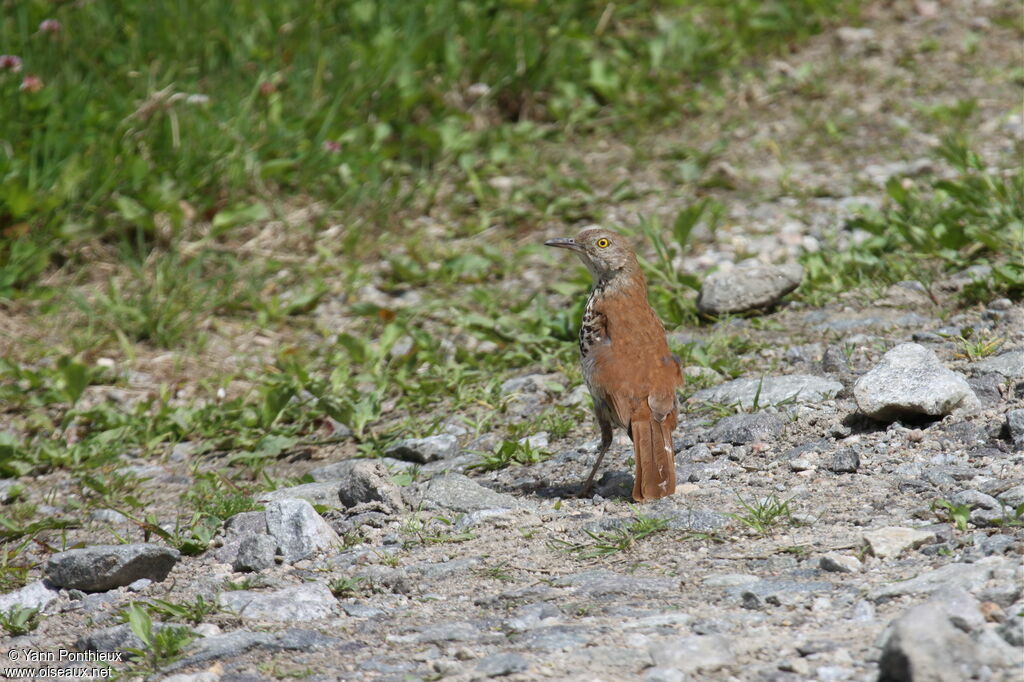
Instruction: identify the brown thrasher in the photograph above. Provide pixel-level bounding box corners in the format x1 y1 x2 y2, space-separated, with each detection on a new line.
546 227 683 502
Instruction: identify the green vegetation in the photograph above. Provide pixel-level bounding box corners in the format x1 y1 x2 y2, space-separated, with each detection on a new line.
0 604 41 636
122 603 197 672
801 136 1024 303
553 513 669 558
727 494 794 535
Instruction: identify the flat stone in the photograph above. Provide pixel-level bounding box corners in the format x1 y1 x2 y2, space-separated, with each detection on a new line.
853 343 980 421
516 625 590 651
310 459 404 510
819 553 861 573
258 482 346 510
476 652 529 677
871 561 998 602
264 498 339 564
708 412 784 444
692 375 842 410
0 580 60 613
863 527 936 559
697 263 803 314
77 622 174 653
164 628 349 672
703 573 761 587
46 544 179 592
648 634 735 673
878 602 980 682
554 570 679 597
407 473 522 513
217 582 336 622
415 621 484 644
232 534 277 572
384 434 459 463
974 350 1024 379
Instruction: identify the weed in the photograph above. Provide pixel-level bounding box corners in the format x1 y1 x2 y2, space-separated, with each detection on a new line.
728 494 793 535
946 328 1005 360
142 596 220 626
553 514 669 558
475 561 515 583
328 576 365 598
0 605 41 636
122 603 196 672
931 498 972 532
471 439 550 472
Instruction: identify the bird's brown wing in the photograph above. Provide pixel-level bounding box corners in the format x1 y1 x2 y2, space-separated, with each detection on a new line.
588 294 681 501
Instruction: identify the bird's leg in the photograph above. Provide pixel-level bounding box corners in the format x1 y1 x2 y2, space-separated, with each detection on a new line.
579 415 614 497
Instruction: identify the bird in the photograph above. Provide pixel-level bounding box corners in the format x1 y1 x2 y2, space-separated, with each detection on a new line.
545 227 683 502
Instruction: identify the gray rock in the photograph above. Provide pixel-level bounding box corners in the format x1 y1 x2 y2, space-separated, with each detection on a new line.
931 588 986 633
0 580 60 613
263 498 339 563
827 449 860 474
594 470 634 498
259 482 346 510
554 570 679 597
384 434 458 463
819 553 861 573
218 582 336 621
967 373 1004 406
708 412 784 444
734 580 832 608
644 667 687 682
503 602 561 632
877 602 980 682
853 343 980 421
863 527 936 559
647 505 729 532
408 473 522 513
415 621 485 643
974 350 1024 379
45 544 179 592
648 634 735 673
692 375 842 410
476 652 529 677
165 628 348 672
997 484 1024 507
871 561 997 602
1006 409 1024 450
950 490 999 510
697 263 802 314
213 511 269 565
231 534 277 572
517 625 590 651
309 459 404 510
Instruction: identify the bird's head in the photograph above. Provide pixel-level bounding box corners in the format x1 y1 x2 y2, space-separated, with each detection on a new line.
544 227 639 282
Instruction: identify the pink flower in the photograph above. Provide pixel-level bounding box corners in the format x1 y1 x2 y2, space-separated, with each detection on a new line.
259 81 276 97
0 55 22 73
19 75 43 93
322 140 342 153
39 19 62 34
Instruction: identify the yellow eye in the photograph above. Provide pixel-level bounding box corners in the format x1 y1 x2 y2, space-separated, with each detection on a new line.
596 238 610 248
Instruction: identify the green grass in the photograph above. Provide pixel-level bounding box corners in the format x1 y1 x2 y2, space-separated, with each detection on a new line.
727 494 793 535
1 0 854 292
800 136 1024 303
552 513 669 558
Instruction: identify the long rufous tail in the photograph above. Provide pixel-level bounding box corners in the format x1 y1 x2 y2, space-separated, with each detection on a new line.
630 415 676 501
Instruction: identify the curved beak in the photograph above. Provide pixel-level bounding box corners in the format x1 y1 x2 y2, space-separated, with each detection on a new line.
544 237 582 253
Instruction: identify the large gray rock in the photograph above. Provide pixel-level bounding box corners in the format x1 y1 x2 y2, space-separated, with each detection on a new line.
264 499 339 563
310 459 404 511
863 527 936 559
259 482 346 510
648 634 735 673
877 602 980 682
854 343 980 421
384 435 458 463
232 534 278 573
697 263 803 314
870 561 998 603
0 580 60 613
164 628 347 673
1006 409 1024 451
218 582 336 622
691 374 842 409
708 412 784 444
554 570 679 597
408 473 522 513
974 349 1024 379
46 544 179 592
